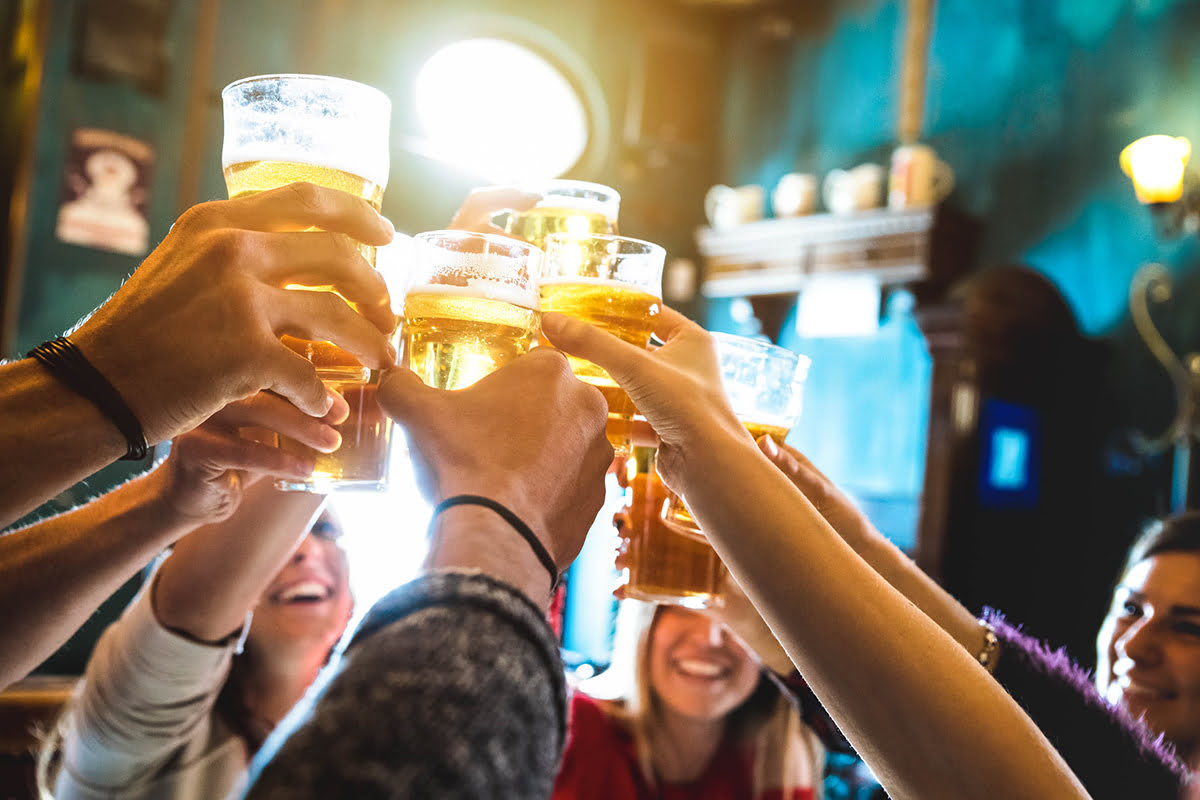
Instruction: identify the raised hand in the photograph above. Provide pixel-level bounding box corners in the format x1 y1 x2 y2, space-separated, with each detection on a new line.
378 348 612 588
160 390 347 524
70 182 397 445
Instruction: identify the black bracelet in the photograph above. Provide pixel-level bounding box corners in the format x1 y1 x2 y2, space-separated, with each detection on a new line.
28 336 148 461
431 495 560 591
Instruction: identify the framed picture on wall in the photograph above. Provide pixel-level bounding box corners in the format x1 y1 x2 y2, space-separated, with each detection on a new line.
72 0 173 96
55 128 154 256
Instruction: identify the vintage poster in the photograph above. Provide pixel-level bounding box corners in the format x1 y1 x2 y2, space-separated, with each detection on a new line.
55 128 154 256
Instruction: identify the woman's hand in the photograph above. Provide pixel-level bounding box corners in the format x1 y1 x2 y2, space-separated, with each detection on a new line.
158 390 348 524
541 307 745 492
756 436 883 553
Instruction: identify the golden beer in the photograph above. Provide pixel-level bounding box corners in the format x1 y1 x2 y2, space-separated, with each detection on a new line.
664 420 792 532
222 158 390 491
222 74 392 491
623 446 725 609
224 159 385 208
403 285 541 391
505 206 614 250
539 277 660 455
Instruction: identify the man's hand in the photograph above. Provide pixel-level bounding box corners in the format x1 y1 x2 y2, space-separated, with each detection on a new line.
378 349 612 581
71 182 397 444
159 390 347 525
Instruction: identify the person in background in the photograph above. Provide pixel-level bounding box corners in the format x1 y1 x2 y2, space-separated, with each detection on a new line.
1096 512 1200 775
0 183 394 691
757 437 1190 798
41 407 354 799
554 590 831 800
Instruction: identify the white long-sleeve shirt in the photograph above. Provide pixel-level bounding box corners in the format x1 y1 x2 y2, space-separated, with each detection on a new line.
54 584 248 800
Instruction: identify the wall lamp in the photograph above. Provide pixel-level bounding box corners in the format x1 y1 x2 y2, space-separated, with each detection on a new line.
1120 134 1199 237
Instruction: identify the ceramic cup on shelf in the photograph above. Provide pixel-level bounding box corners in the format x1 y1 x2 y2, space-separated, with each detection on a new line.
822 163 885 215
704 184 765 229
888 143 955 209
771 172 818 217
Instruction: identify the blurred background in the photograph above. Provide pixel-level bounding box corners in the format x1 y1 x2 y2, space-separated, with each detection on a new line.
4 0 1200 718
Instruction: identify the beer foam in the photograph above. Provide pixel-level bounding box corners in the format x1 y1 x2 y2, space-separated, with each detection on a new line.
407 280 539 310
538 274 663 299
221 144 388 189
221 75 390 187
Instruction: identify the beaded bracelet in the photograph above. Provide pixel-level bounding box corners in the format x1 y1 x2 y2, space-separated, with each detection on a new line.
977 619 1001 673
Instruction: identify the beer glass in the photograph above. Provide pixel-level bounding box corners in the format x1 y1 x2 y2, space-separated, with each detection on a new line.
504 180 620 249
662 333 810 534
623 445 726 609
222 73 393 493
402 230 542 391
539 233 664 455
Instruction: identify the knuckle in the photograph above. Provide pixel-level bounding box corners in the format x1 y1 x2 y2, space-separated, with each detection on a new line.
285 181 327 216
174 201 220 233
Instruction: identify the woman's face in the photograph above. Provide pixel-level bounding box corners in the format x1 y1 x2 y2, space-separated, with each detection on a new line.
249 514 353 658
1097 552 1200 760
647 606 761 724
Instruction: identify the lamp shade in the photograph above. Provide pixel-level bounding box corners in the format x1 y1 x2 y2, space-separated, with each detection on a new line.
1120 135 1191 203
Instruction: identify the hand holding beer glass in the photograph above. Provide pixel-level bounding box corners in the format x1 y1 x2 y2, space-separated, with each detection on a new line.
401 231 542 391
539 233 664 456
623 333 809 607
221 74 393 492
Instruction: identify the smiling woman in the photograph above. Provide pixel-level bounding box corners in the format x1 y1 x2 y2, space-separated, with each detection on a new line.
552 600 845 800
39 484 356 800
1096 512 1200 769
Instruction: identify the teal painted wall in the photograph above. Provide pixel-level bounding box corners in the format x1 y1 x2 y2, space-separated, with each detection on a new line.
10 0 205 672
709 0 1200 556
9 0 719 672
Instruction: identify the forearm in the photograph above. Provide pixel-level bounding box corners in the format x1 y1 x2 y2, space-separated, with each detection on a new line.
679 431 1090 800
0 467 195 689
241 572 566 798
854 529 986 657
153 482 326 641
0 359 128 528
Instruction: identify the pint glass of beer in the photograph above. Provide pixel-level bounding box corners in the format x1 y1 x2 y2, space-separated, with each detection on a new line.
504 180 619 249
623 445 727 609
662 333 810 534
221 74 393 493
402 230 542 391
539 233 664 455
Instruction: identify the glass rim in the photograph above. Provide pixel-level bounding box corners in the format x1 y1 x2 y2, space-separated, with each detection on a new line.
543 231 665 257
711 331 809 368
221 73 391 109
414 229 544 260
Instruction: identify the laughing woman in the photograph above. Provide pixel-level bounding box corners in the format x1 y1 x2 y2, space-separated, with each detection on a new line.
40 395 356 800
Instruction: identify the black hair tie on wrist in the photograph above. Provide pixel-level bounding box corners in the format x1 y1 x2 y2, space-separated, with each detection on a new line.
431 495 560 591
28 336 148 461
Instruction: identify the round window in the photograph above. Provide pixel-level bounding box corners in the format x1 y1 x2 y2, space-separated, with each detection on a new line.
415 38 591 182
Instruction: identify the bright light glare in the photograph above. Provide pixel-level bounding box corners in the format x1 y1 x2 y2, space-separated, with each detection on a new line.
1120 135 1191 203
415 38 589 182
796 275 882 338
330 432 431 629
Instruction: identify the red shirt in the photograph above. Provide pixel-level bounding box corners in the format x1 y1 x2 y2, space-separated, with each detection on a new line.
553 693 814 800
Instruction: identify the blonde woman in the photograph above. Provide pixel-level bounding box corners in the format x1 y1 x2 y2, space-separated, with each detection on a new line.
554 591 833 800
